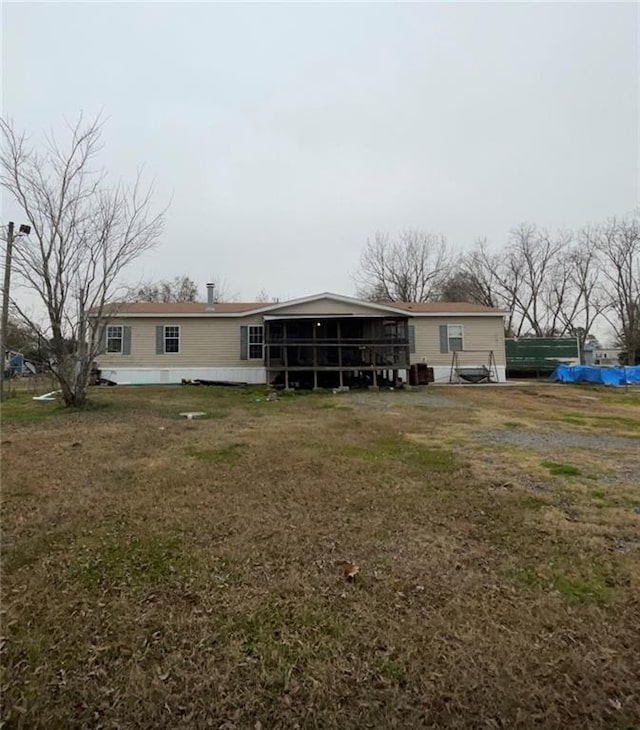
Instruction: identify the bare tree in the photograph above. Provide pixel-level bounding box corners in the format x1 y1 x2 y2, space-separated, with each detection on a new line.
1 114 164 406
465 224 570 337
354 230 452 302
437 270 486 304
596 215 640 364
459 226 609 352
440 240 504 308
449 239 520 334
550 231 607 361
255 288 280 303
501 224 573 336
136 275 199 303
457 228 602 343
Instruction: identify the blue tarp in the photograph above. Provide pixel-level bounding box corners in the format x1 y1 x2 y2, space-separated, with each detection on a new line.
550 364 640 387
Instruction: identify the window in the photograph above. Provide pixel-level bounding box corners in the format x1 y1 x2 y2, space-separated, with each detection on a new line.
106 325 123 354
164 325 180 353
248 325 264 360
448 324 463 352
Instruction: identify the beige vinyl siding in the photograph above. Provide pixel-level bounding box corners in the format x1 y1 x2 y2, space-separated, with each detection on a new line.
96 311 505 370
411 317 506 366
270 298 392 316
96 315 264 369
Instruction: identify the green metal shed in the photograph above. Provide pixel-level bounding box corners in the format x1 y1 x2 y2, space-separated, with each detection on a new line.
506 337 580 376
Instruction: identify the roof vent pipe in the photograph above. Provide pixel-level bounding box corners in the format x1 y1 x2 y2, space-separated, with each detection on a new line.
206 282 215 311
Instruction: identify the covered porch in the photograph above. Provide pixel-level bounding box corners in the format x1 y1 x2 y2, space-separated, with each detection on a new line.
264 315 410 389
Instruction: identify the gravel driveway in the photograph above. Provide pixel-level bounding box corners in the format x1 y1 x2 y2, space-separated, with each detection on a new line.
476 428 640 453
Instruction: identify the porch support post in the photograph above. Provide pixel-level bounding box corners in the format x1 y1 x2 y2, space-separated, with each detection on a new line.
372 349 378 387
312 321 318 389
337 320 343 388
283 322 289 389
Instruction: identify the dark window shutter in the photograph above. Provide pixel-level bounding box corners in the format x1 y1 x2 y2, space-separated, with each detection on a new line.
156 325 164 354
240 326 248 360
97 325 107 354
408 325 416 353
123 326 132 355
439 325 449 353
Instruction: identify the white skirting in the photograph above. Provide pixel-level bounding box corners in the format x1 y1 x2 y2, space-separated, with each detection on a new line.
97 367 267 385
96 365 506 387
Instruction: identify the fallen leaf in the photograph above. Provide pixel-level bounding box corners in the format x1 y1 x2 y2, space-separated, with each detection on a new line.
343 562 360 581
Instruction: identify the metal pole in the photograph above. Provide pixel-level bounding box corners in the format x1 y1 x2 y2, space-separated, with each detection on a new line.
0 222 15 402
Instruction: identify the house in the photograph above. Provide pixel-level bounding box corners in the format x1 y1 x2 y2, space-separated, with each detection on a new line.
93 290 507 387
583 343 624 366
594 348 623 366
3 350 36 378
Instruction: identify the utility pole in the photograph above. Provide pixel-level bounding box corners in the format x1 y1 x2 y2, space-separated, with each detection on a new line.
0 222 15 402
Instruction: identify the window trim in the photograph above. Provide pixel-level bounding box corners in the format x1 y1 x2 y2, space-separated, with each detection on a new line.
106 324 124 354
164 325 181 354
248 324 264 360
447 324 464 353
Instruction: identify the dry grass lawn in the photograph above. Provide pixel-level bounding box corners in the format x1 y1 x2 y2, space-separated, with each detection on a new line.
1 383 639 728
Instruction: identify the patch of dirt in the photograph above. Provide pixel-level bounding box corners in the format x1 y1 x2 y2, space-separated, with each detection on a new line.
350 390 470 410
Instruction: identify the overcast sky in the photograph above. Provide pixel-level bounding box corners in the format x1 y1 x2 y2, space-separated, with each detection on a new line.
2 1 638 302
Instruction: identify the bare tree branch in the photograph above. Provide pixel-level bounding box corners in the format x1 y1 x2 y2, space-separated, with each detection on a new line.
1 114 165 405
354 230 453 302
135 275 200 303
594 215 640 364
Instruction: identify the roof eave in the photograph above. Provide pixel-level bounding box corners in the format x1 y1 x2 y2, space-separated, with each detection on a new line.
405 310 507 317
91 309 507 319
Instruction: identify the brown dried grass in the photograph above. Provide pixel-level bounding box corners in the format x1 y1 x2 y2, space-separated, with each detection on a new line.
1 384 639 728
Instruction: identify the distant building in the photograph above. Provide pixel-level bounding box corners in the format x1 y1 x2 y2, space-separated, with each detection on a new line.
594 348 623 366
3 350 36 377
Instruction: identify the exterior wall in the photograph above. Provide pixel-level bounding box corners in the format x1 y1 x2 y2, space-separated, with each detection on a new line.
95 309 506 385
594 349 623 365
269 298 394 317
96 314 265 384
411 316 506 382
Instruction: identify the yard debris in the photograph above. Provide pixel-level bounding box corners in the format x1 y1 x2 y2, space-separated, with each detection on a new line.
179 411 206 420
343 562 360 581
32 390 62 401
182 378 246 387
